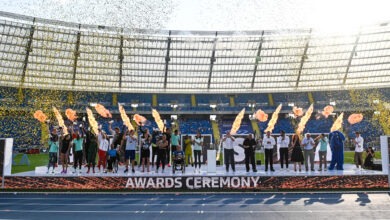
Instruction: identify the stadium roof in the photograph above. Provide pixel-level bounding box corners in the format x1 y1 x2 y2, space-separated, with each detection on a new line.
1 11 390 94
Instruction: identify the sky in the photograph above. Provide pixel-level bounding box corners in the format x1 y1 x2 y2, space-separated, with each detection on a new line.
1 0 390 32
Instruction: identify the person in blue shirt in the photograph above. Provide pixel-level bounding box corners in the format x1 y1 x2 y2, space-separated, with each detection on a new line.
106 144 118 173
315 134 328 171
47 128 59 174
173 145 185 163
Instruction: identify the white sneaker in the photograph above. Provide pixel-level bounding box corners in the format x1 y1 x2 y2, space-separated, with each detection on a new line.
198 168 201 174
194 168 197 173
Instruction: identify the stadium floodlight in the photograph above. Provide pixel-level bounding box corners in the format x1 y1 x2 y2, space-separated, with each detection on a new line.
374 111 380 115
248 103 256 108
210 115 217 121
170 104 178 109
288 103 295 107
89 103 97 107
210 104 217 109
373 99 380 104
171 115 178 120
131 103 139 108
248 114 254 120
329 101 336 106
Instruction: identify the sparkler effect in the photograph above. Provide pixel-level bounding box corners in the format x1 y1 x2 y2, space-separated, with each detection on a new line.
65 108 77 122
118 104 134 131
322 105 334 118
86 107 98 135
296 104 314 134
52 107 68 135
33 110 47 123
331 112 344 132
253 109 268 122
292 106 304 117
152 108 165 132
95 104 112 118
348 113 363 125
230 108 245 135
133 114 147 126
265 104 282 132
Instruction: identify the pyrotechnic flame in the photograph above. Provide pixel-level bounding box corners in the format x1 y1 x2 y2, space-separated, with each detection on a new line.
230 108 245 135
152 108 165 132
296 104 314 134
133 114 147 126
293 106 304 117
52 107 68 135
265 104 282 133
348 113 363 125
86 107 98 135
331 112 344 132
118 104 134 131
95 104 112 118
253 109 268 122
33 110 47 123
322 105 334 118
65 108 77 122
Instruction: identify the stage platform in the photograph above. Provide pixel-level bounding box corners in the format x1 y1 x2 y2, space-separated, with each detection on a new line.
12 163 385 177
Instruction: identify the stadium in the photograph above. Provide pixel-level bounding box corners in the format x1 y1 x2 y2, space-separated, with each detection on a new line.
0 1 390 219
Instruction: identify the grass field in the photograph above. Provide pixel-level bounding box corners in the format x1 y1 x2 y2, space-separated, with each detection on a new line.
11 151 381 174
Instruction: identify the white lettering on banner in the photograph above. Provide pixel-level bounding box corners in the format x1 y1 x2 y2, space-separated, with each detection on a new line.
241 177 250 187
125 176 261 189
156 178 164 188
186 177 193 189
174 177 182 188
146 178 156 188
135 178 147 188
251 177 260 187
211 177 219 188
165 178 174 188
194 177 202 189
231 177 240 188
220 177 231 187
125 178 134 188
203 177 211 188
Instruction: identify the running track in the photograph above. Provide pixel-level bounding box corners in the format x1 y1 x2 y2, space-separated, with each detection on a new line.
0 192 389 219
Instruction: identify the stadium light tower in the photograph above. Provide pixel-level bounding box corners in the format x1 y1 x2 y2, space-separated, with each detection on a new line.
210 115 217 121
